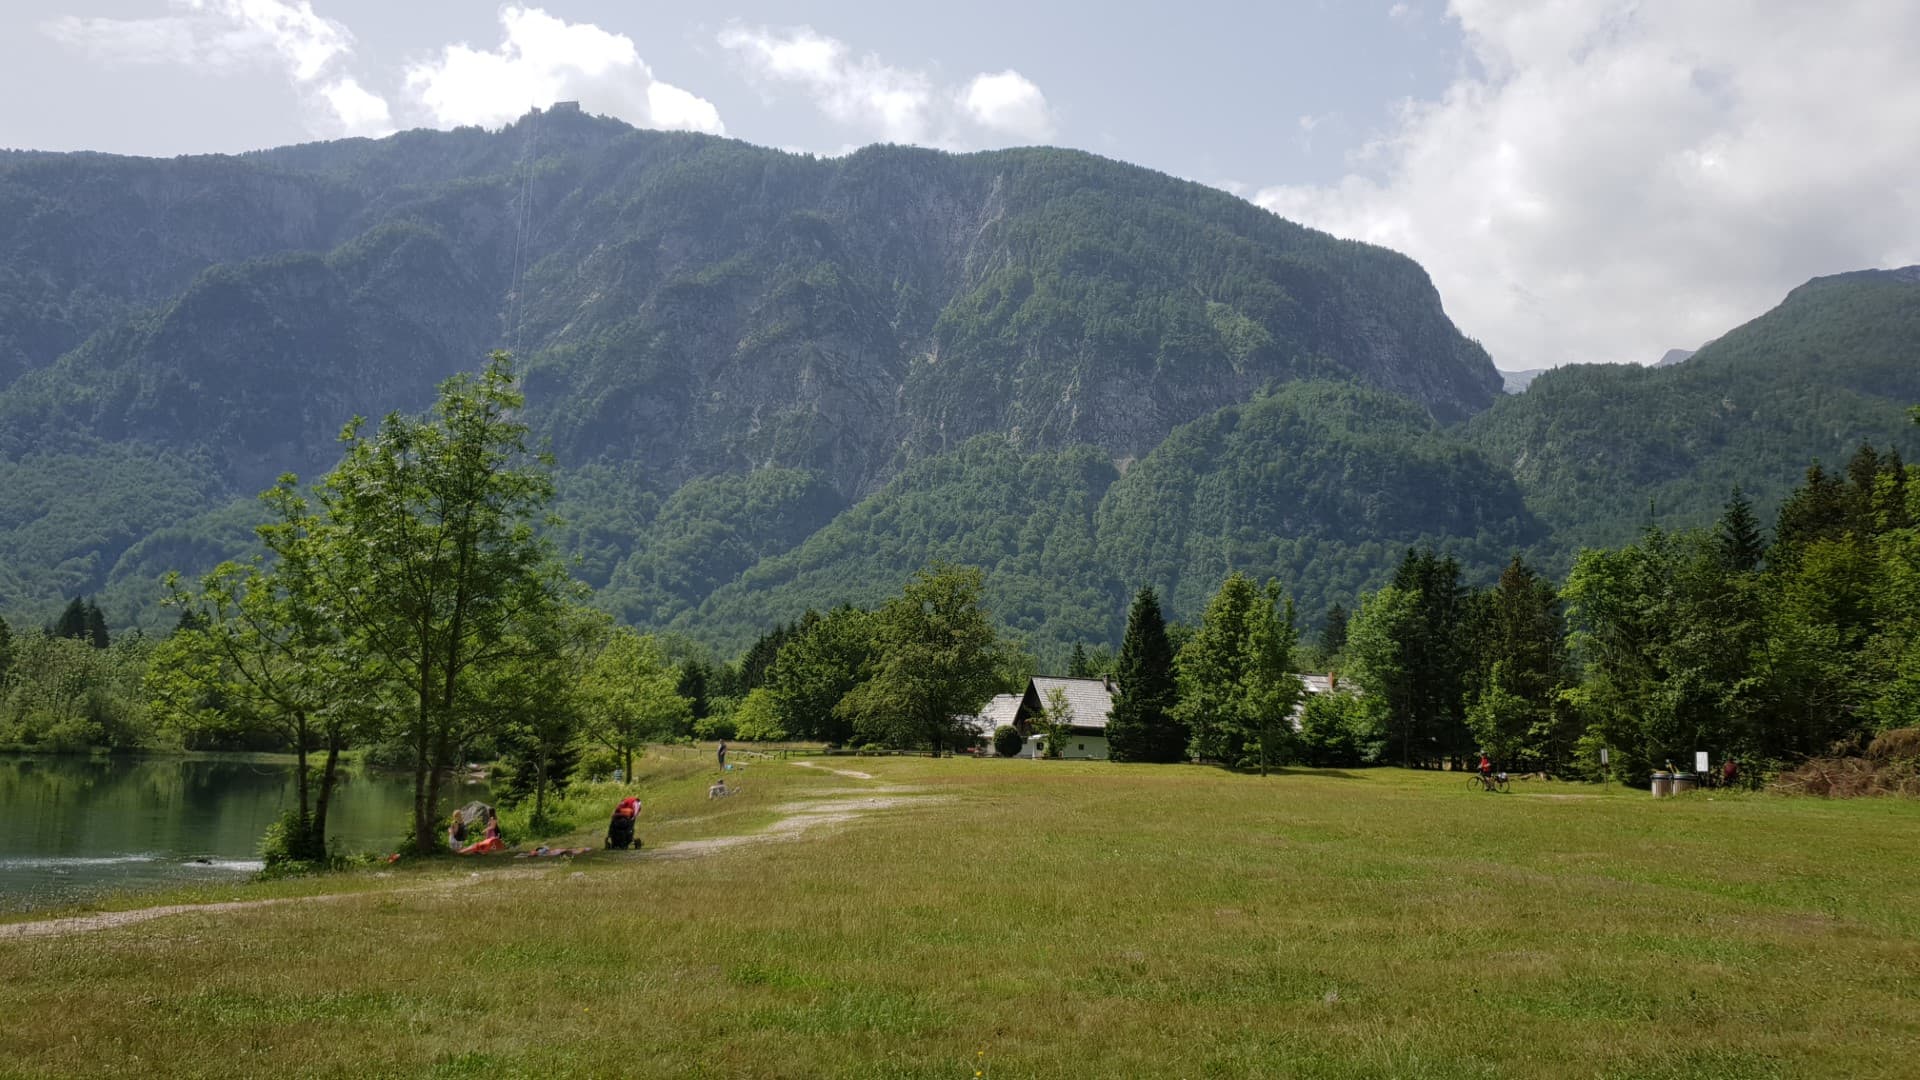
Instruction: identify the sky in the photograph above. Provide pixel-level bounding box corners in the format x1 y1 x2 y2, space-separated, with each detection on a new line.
4 1 1918 374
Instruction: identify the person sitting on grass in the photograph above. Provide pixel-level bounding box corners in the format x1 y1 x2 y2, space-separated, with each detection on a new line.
458 810 506 855
606 796 640 850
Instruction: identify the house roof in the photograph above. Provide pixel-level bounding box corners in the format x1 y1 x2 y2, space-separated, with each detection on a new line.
966 693 1024 736
1022 676 1116 732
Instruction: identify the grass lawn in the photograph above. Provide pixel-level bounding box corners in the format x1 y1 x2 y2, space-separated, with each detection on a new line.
3 756 1918 1078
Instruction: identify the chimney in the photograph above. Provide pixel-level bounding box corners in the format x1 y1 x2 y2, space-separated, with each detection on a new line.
1102 674 1113 693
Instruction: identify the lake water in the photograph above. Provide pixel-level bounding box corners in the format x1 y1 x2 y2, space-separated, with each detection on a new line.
0 754 478 913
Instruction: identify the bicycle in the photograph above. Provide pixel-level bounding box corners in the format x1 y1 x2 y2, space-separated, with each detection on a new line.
1467 771 1510 793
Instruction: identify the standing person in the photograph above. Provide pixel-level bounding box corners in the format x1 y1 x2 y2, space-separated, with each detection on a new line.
717 738 728 770
1721 757 1740 788
1478 751 1493 780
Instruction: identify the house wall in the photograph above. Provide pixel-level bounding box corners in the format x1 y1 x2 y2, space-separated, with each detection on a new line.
1020 734 1110 760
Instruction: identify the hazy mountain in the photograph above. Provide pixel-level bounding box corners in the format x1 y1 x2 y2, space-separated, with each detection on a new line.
1655 348 1695 367
1501 368 1547 393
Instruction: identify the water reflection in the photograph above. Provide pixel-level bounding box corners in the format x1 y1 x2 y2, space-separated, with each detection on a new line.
0 755 457 912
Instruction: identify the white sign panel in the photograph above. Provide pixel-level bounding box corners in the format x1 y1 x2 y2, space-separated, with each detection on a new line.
1695 751 1710 773
1599 748 1609 765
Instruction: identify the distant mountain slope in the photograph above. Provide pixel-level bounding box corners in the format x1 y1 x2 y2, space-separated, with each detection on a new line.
1095 381 1544 623
0 109 1507 625
1468 266 1920 559
673 382 1543 659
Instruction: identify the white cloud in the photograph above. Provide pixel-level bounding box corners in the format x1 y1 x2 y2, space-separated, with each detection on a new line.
43 0 389 137
403 6 723 135
320 77 391 136
719 23 1056 149
1253 0 1920 370
961 71 1055 140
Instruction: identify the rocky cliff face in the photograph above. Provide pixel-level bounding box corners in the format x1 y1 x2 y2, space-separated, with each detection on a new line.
0 109 1502 501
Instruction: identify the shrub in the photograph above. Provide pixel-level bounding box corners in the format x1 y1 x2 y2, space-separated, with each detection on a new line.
993 725 1025 757
694 713 737 741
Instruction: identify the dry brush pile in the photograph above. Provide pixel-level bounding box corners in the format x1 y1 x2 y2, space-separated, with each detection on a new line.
1771 728 1920 797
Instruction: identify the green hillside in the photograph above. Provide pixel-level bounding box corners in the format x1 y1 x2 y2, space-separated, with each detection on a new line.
1468 266 1920 562
0 112 1915 659
0 108 1504 629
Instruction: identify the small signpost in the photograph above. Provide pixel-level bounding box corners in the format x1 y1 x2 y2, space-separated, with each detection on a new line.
1601 747 1610 791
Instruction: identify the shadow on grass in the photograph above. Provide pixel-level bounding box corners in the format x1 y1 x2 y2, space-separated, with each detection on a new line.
1207 764 1367 780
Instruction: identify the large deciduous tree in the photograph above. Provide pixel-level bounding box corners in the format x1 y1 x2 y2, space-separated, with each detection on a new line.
766 605 875 745
151 485 374 860
1174 573 1301 774
837 564 1007 753
309 353 573 851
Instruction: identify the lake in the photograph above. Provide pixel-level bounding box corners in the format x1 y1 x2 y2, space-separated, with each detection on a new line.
0 754 482 913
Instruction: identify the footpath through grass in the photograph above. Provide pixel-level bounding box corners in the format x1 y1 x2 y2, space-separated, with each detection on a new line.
2 758 1918 1078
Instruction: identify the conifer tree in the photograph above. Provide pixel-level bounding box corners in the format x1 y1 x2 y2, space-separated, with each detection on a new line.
677 660 711 721
1068 642 1091 677
1715 487 1767 573
53 597 88 640
1107 588 1183 763
1320 604 1349 657
84 599 110 650
0 617 13 686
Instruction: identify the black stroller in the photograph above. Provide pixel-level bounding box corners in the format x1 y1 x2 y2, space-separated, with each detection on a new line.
605 797 641 850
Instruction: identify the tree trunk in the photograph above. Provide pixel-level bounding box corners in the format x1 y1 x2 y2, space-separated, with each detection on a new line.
424 721 451 851
313 726 343 858
412 661 434 851
534 751 549 828
293 712 314 858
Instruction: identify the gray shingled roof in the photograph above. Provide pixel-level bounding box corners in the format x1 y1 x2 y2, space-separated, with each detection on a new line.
1025 676 1116 732
966 693 1024 737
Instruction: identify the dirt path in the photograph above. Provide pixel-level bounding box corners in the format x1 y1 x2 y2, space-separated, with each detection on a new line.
0 785 934 941
793 760 875 780
0 870 526 942
648 793 941 859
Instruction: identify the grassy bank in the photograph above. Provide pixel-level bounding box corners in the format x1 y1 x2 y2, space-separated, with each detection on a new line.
3 759 1917 1078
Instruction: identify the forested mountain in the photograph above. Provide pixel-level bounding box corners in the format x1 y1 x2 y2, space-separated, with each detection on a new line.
1468 265 1920 563
0 109 1913 659
0 106 1503 633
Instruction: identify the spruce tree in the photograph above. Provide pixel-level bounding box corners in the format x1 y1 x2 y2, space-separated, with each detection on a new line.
84 599 110 649
1715 487 1767 573
1068 642 1091 677
1108 587 1183 762
677 660 711 721
1320 604 1349 658
53 597 88 640
0 617 12 685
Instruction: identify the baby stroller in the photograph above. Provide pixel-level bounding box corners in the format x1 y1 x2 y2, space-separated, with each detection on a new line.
605 796 641 850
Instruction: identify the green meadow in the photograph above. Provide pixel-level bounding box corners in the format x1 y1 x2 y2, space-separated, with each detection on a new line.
3 757 1917 1079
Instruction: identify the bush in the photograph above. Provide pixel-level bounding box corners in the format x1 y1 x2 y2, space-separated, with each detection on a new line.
993 725 1025 757
694 713 737 741
1297 692 1373 767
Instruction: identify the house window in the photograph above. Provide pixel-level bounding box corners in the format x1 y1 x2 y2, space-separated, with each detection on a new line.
1078 744 1086 751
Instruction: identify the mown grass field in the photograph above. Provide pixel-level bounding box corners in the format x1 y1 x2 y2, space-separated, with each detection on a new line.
3 755 1918 1078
